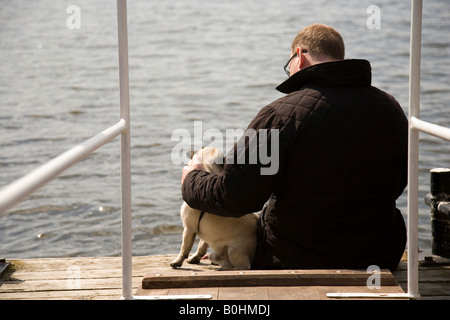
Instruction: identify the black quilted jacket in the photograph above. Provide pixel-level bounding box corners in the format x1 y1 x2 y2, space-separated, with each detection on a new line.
182 59 408 271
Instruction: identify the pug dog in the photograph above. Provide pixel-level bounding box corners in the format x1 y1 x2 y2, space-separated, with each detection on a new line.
170 147 258 270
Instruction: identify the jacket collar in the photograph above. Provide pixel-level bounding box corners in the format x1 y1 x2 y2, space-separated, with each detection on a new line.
276 59 372 94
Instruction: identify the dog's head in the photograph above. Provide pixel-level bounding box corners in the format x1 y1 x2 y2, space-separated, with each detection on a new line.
189 147 225 175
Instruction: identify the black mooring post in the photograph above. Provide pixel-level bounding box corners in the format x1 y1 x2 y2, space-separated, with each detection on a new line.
425 168 450 258
0 258 10 277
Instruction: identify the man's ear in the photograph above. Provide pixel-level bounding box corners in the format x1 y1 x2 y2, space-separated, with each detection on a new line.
295 46 310 70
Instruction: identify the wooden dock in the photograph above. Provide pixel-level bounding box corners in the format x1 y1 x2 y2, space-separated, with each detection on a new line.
0 252 449 300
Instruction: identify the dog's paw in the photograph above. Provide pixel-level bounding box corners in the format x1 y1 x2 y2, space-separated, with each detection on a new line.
170 260 182 268
187 256 201 264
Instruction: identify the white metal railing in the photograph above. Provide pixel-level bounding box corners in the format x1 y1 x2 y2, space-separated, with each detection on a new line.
0 119 126 216
117 0 132 300
1 0 448 301
405 0 424 300
0 0 133 300
410 117 450 141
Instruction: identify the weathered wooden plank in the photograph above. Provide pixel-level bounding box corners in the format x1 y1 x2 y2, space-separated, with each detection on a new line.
268 286 322 300
420 295 450 300
168 287 219 300
415 282 450 297
320 285 407 300
2 255 197 283
1 254 449 300
1 278 119 293
7 255 180 273
393 268 450 283
3 267 126 281
0 276 144 293
392 259 450 299
9 257 121 272
142 269 397 289
218 287 269 300
0 254 217 300
134 285 406 300
0 288 123 300
134 288 170 297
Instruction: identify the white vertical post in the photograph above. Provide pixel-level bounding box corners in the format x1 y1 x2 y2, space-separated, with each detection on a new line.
407 0 422 299
117 0 133 300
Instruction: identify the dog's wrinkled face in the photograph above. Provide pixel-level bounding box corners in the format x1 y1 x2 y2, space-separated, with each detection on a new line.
188 147 224 175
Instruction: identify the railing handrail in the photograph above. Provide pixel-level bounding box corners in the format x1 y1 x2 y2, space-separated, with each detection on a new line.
0 119 127 217
410 117 450 142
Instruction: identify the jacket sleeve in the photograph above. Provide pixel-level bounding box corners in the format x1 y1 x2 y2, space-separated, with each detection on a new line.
181 103 287 217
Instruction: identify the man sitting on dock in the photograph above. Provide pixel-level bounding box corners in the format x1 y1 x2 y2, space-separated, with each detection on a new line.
181 23 408 271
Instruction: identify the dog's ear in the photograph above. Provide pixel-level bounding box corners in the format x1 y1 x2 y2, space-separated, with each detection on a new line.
186 150 196 159
186 146 207 160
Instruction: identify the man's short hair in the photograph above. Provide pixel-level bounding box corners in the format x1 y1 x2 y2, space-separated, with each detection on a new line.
292 24 345 61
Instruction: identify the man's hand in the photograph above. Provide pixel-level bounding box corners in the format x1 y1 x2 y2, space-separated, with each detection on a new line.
181 154 204 185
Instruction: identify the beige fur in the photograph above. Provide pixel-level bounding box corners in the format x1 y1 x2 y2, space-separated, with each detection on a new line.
170 147 258 270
